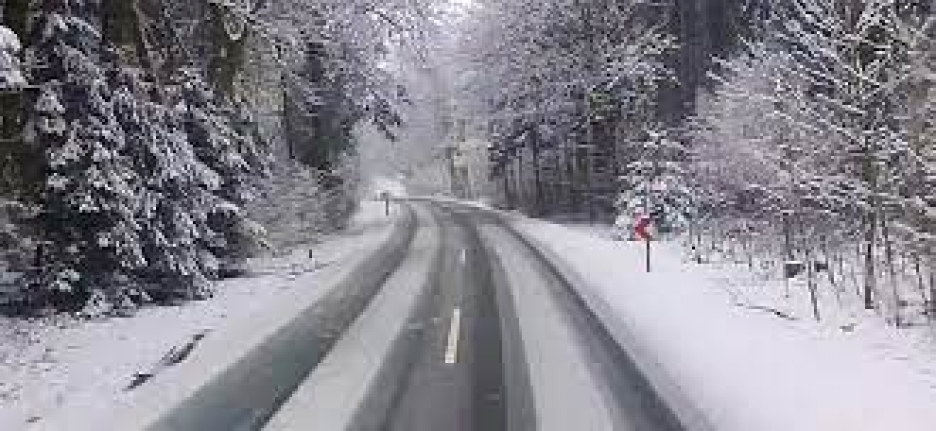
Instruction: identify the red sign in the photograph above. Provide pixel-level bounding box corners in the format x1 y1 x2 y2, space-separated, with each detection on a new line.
635 216 653 241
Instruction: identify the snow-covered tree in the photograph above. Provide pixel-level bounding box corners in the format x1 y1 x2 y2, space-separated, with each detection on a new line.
177 71 266 274
0 0 413 314
112 68 221 300
247 161 327 250
618 128 695 234
691 0 936 323
452 0 676 217
25 2 147 314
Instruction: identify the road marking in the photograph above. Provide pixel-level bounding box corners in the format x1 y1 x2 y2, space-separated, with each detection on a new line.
459 249 467 265
444 308 462 365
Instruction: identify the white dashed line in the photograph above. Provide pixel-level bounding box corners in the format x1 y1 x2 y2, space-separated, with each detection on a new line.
444 308 462 365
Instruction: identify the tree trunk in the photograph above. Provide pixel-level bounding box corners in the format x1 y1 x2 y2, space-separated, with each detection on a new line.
852 240 862 298
504 164 514 209
566 143 576 213
532 133 545 216
807 248 821 321
914 253 928 319
824 236 837 287
930 269 936 320
782 211 795 262
863 211 877 310
516 149 524 212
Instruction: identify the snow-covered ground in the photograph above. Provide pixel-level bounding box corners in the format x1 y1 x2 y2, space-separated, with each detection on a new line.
513 218 936 431
0 202 397 429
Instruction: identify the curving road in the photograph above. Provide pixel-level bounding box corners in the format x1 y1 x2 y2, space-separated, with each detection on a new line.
131 200 686 431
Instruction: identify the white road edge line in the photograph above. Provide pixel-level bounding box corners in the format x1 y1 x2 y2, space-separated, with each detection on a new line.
459 249 467 265
444 308 462 365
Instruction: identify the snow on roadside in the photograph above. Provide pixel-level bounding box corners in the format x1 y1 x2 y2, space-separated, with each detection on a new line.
0 202 396 429
512 217 936 431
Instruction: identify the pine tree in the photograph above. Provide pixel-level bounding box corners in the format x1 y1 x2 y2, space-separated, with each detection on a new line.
27 2 148 314
111 68 217 301
178 71 266 275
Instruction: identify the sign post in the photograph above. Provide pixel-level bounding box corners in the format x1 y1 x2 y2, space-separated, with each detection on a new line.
380 191 391 216
635 215 653 273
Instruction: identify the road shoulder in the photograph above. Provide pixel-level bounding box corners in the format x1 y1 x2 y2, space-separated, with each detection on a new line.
17 202 412 431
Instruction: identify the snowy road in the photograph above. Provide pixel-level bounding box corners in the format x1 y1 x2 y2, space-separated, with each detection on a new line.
376 204 513 431
40 201 685 431
265 201 685 431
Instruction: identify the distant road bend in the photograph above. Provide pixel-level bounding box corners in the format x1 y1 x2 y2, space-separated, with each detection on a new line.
146 200 688 431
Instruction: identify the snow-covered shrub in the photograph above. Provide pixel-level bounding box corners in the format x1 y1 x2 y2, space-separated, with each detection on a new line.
247 161 327 251
247 155 361 252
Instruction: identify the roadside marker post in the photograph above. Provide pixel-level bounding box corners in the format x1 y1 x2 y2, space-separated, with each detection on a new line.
635 215 653 273
380 191 391 216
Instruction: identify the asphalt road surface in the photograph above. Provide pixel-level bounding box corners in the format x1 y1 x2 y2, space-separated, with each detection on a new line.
380 204 515 431
141 200 687 431
384 202 685 431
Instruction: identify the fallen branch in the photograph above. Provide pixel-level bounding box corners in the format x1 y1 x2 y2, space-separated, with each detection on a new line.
739 304 798 321
126 330 211 390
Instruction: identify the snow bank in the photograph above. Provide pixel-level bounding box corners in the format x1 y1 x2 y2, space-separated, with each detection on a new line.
482 227 619 430
265 205 439 430
0 202 398 429
511 217 936 431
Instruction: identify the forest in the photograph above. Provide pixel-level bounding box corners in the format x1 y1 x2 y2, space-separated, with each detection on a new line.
0 1 935 429
0 0 416 316
461 0 936 326
0 0 933 329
